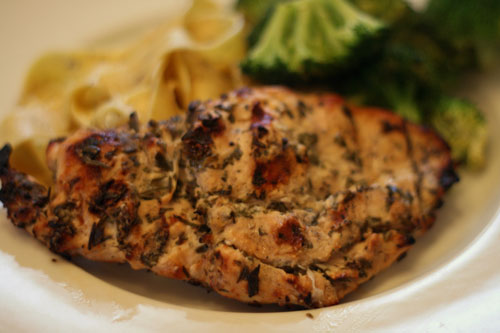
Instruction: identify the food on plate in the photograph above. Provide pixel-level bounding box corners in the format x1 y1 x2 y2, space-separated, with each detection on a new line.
0 0 245 186
239 0 495 169
0 87 458 308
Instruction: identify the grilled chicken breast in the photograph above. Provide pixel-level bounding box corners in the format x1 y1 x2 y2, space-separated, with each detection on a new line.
0 86 458 308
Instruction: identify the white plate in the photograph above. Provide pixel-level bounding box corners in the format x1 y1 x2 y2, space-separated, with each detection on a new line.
1 1 500 331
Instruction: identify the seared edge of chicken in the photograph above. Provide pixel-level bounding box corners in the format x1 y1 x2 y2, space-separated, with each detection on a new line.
0 86 458 308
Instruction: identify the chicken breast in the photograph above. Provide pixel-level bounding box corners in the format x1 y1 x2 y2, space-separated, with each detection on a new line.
0 86 458 308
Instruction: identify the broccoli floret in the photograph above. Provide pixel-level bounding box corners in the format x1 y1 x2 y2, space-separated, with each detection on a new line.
241 0 385 82
425 0 500 68
336 12 476 124
378 15 477 90
426 0 500 43
430 97 488 169
348 0 410 24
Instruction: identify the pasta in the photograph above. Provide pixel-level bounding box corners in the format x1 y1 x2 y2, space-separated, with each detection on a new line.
0 0 245 186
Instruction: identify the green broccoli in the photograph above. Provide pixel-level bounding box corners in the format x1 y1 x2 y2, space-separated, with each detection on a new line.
425 0 500 44
335 11 477 122
430 97 488 169
240 0 385 82
377 15 476 89
425 0 500 68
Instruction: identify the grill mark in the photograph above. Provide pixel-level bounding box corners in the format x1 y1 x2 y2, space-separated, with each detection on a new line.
402 120 424 221
342 106 355 138
341 105 364 184
309 264 353 287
